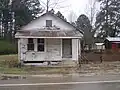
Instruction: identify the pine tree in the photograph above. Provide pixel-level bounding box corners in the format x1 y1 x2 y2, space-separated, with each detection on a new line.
56 11 67 21
12 0 44 28
0 0 11 39
0 0 44 40
95 0 120 38
76 14 93 50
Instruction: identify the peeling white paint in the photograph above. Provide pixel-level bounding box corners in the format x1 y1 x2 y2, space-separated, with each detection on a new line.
22 14 75 31
18 38 80 64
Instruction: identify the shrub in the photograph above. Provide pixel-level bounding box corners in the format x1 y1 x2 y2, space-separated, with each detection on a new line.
0 40 17 55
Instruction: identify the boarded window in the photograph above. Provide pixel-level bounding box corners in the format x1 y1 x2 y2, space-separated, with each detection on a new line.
46 20 52 27
27 38 34 51
37 38 44 51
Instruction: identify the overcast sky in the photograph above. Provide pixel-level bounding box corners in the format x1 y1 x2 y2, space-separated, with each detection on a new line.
40 0 100 22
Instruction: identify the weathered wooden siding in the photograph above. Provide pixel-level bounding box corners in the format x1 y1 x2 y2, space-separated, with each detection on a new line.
22 14 75 31
18 38 79 63
19 38 61 62
19 39 27 61
46 39 61 61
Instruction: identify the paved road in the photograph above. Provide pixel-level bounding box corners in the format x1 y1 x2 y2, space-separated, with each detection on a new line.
0 82 120 90
0 75 120 90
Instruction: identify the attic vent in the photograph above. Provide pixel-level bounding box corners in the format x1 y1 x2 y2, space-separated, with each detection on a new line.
46 20 52 27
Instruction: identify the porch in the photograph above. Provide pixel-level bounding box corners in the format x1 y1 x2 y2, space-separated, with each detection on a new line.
19 38 80 64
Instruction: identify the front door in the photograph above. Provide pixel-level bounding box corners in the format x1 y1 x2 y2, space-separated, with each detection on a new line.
62 39 72 58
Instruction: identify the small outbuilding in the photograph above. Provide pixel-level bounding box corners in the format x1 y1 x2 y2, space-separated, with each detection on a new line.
105 37 120 50
15 12 83 66
95 43 105 50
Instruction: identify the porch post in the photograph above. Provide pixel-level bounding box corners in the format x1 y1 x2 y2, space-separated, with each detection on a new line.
18 38 21 62
34 38 37 52
72 39 79 61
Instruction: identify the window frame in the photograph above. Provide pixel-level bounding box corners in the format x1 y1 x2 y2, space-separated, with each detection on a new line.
46 20 52 27
27 38 34 51
37 38 45 52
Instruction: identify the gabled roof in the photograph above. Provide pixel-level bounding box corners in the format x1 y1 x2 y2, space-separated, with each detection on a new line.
40 12 83 34
21 12 83 35
16 12 83 38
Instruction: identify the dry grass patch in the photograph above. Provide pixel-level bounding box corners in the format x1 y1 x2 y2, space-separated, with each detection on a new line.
0 55 77 75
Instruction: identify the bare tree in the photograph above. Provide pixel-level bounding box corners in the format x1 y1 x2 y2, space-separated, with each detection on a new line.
39 0 70 13
68 11 77 23
85 0 98 26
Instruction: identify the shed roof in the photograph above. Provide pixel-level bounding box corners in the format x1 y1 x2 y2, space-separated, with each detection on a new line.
95 43 104 46
106 37 120 42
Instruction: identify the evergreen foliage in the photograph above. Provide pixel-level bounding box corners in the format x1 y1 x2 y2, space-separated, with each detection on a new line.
95 0 120 38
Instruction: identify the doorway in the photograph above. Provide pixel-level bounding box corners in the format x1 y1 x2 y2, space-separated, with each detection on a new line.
62 39 72 58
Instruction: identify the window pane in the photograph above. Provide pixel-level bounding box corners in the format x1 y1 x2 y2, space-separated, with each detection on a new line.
46 20 52 27
27 44 34 50
38 45 44 51
28 38 33 43
38 38 44 43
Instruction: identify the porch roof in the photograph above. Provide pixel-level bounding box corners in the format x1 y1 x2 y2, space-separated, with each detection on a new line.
15 30 83 38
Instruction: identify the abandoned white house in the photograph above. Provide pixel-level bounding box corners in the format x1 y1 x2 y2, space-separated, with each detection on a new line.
15 12 83 65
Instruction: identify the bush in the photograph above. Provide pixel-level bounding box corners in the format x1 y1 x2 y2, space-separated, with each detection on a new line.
0 40 17 55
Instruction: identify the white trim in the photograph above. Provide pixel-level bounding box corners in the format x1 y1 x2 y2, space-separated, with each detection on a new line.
72 39 78 61
34 39 37 52
35 38 46 53
61 39 62 58
15 36 82 39
18 39 21 61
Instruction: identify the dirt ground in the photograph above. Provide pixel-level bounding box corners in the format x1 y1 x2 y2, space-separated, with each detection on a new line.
77 51 120 76
81 51 120 63
0 54 120 76
78 61 120 76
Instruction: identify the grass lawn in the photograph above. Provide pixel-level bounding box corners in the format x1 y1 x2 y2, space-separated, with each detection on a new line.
0 55 27 74
0 55 76 75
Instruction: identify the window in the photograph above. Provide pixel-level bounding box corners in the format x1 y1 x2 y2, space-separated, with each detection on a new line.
37 38 44 51
46 20 52 27
27 38 34 51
